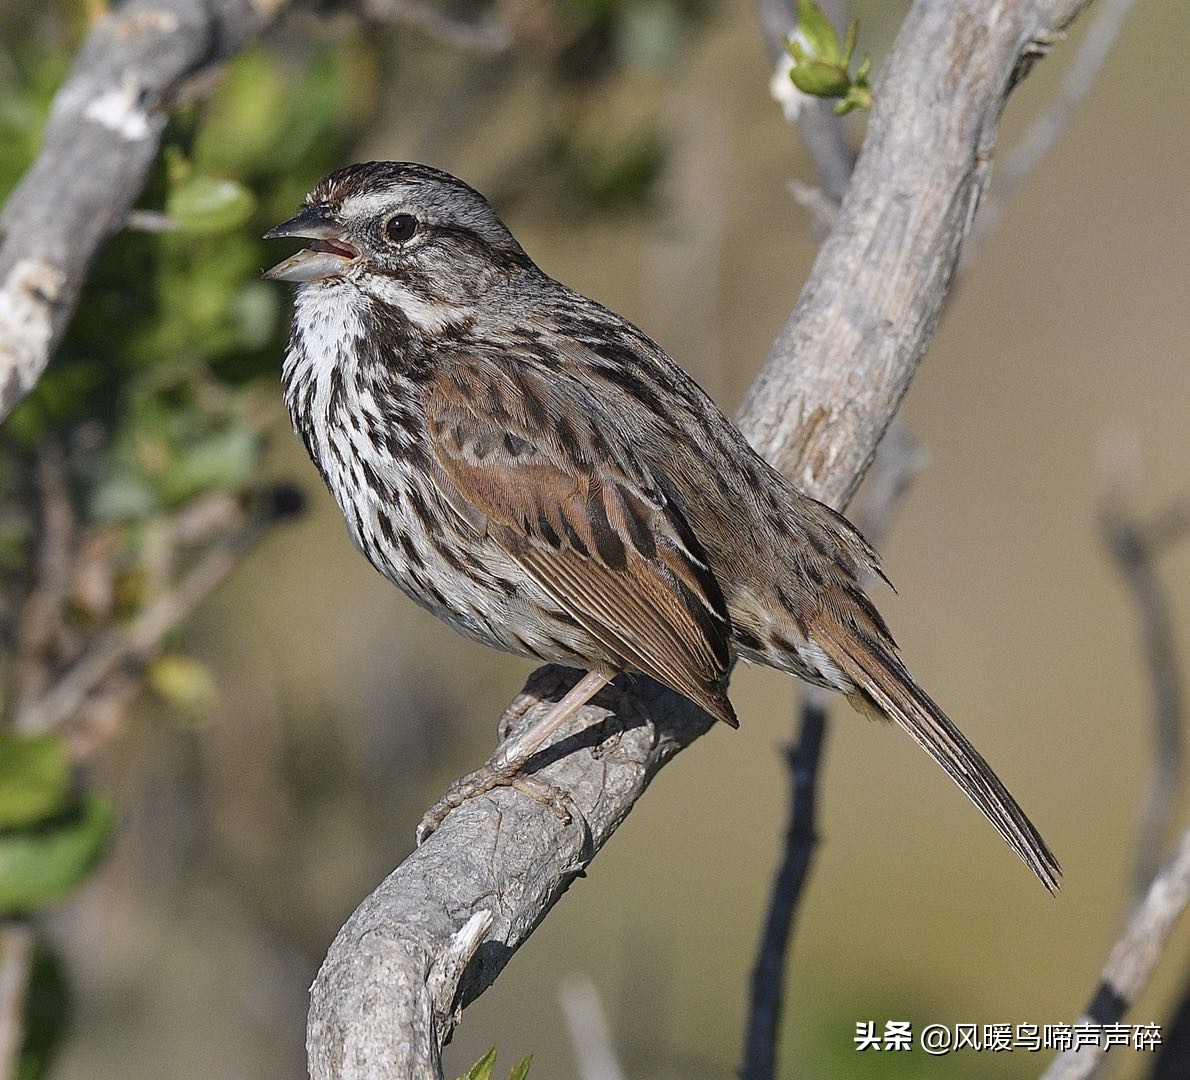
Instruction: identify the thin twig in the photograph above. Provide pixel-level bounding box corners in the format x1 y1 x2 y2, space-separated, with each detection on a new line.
359 0 512 54
1099 490 1187 898
0 922 34 1080
123 209 178 233
972 0 1141 253
741 690 830 1080
11 440 74 718
1040 823 1190 1080
785 179 840 234
13 518 265 741
560 975 627 1080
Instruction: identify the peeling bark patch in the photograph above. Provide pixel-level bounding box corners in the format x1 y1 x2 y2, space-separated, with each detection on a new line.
82 77 153 141
0 258 64 410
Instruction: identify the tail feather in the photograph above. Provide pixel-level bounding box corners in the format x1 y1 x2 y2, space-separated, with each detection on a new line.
817 618 1061 893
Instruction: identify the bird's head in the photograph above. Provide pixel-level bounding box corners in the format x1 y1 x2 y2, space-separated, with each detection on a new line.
263 162 532 313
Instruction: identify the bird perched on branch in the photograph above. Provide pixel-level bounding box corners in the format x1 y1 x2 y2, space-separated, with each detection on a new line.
264 161 1059 890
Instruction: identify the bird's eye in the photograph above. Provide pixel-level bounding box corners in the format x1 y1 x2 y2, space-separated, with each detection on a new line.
385 214 419 244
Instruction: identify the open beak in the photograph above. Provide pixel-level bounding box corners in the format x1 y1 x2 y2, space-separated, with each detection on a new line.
262 206 361 283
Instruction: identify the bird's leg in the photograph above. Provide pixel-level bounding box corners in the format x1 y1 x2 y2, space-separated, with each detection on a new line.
416 670 611 844
497 665 580 741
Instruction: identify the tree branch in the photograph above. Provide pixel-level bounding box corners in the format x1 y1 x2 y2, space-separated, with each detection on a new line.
972 0 1142 251
0 0 284 424
740 0 1135 1066
358 0 513 54
13 509 275 749
1040 824 1190 1080
306 2 1094 1075
1099 488 1187 899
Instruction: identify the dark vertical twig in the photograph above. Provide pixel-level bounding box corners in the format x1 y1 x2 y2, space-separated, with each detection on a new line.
741 694 829 1080
739 421 922 1080
1152 971 1190 1080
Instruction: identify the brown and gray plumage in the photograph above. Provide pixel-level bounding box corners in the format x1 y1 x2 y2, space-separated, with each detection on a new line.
264 161 1060 890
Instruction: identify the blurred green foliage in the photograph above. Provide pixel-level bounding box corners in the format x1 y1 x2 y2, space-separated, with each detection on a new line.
0 795 112 914
0 16 376 1047
3 36 374 444
0 730 109 913
458 1046 532 1080
0 733 70 830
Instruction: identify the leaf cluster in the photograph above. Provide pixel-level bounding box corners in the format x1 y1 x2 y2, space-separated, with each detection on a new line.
785 1 872 115
458 1046 532 1080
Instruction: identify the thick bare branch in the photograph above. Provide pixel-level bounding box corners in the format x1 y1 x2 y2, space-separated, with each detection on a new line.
0 0 283 423
307 1 1094 1075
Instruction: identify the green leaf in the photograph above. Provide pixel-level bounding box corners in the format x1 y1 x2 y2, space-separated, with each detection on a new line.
790 58 851 98
507 1056 532 1080
842 18 858 66
796 1 841 63
154 426 258 506
0 734 70 830
148 655 219 717
166 176 256 235
0 798 114 914
834 82 873 115
784 37 808 64
458 1047 497 1080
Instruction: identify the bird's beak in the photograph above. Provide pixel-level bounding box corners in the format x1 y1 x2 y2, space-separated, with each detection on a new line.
262 206 361 283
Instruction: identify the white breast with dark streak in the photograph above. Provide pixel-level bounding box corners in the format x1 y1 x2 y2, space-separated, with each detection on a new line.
282 281 594 666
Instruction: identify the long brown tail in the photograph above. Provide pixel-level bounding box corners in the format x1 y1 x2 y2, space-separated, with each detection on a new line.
813 613 1061 893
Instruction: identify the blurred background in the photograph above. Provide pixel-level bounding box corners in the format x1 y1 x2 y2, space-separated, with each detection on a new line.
1 0 1188 1077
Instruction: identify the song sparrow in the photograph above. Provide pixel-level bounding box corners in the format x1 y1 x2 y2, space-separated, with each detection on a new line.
264 162 1059 890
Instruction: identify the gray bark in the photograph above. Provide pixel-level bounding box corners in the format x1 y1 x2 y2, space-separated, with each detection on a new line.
0 0 280 421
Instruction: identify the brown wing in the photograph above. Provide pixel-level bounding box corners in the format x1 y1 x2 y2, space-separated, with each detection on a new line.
419 357 737 726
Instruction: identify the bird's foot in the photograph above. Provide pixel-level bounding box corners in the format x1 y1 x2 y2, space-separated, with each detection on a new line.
415 761 573 846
